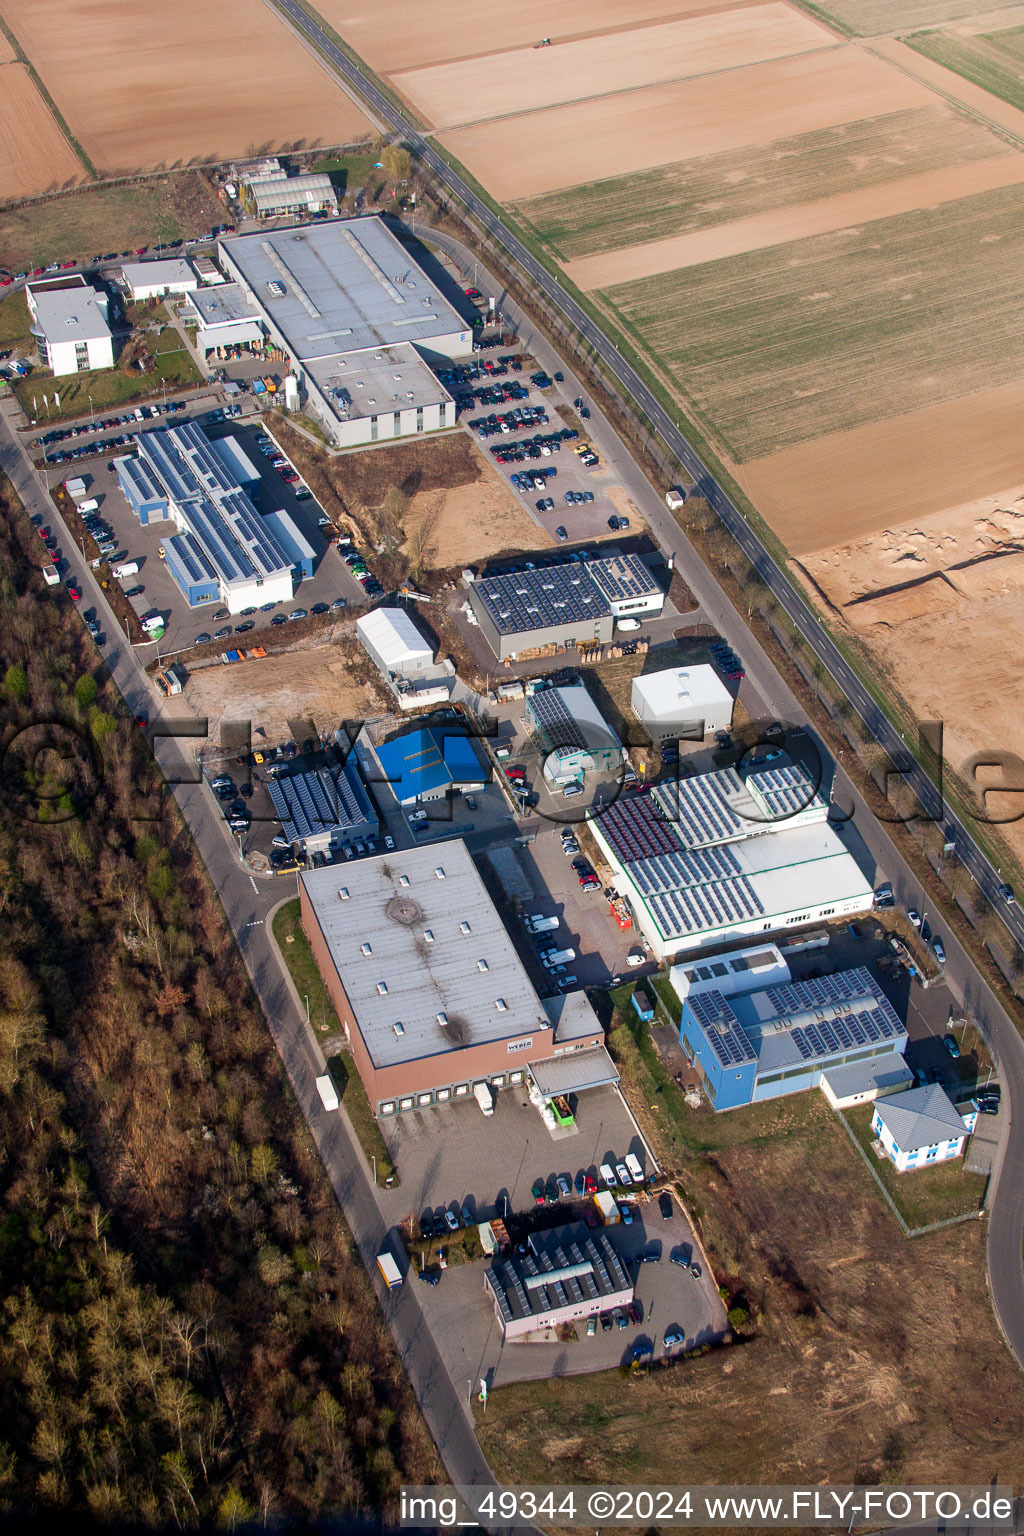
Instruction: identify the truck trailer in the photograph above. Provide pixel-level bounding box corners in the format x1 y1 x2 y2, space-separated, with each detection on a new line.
474 1081 495 1117
315 1074 339 1112
376 1250 403 1290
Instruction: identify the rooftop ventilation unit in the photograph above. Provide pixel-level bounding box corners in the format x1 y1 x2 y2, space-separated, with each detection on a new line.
267 280 285 297
435 867 446 880
495 998 507 1012
459 920 472 934
437 1010 448 1026
360 941 372 956
393 1021 405 1036
477 959 489 972
423 929 434 943
399 874 410 888
376 981 389 995
338 887 349 900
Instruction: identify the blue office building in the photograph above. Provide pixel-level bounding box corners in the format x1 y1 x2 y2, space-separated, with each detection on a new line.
679 966 908 1110
373 725 487 806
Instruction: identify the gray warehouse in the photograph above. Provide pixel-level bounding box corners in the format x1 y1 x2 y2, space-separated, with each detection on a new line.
466 553 664 661
485 1222 634 1339
266 757 378 855
214 219 469 448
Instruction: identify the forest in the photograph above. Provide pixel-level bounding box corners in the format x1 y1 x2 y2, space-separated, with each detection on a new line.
0 474 438 1526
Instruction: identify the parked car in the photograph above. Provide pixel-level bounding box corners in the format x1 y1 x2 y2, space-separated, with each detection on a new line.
670 1250 690 1269
943 1034 961 1059
932 938 946 963
664 1329 684 1349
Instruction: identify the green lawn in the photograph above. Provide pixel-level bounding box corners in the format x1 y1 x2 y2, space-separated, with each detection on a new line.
14 352 199 422
517 107 997 261
0 293 32 354
314 148 379 197
271 899 396 1182
790 0 1009 33
842 1103 987 1227
905 27 1024 111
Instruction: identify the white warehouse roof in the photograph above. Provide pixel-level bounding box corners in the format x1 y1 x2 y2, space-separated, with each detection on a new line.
301 842 549 1068
120 258 197 294
632 664 733 721
357 606 433 670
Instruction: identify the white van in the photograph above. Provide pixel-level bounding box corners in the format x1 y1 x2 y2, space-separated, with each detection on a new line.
78 498 99 515
561 781 584 798
141 613 164 633
111 559 139 579
617 617 641 633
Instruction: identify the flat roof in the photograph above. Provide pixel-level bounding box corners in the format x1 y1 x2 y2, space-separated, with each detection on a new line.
821 1054 913 1100
473 561 608 636
357 605 434 668
587 552 662 605
28 283 110 343
187 283 261 327
529 1046 620 1097
375 726 486 800
121 258 196 289
486 1222 632 1328
633 664 733 719
209 434 262 486
307 341 454 420
302 841 550 1068
219 218 467 361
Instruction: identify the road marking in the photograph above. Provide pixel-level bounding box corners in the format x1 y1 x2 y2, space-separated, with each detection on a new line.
250 876 259 893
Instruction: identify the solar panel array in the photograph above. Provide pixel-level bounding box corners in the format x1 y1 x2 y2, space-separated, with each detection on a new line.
631 843 745 896
474 564 609 635
763 967 878 1016
759 968 904 1065
631 843 765 939
267 763 372 843
599 794 681 864
587 553 660 603
746 764 821 821
655 773 747 849
529 688 587 752
688 990 757 1068
487 1230 630 1321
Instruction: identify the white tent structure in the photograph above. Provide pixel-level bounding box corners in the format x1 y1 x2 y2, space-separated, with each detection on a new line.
356 607 435 679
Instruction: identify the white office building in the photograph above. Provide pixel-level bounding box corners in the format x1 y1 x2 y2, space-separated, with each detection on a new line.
27 277 114 376
631 664 734 741
120 259 199 302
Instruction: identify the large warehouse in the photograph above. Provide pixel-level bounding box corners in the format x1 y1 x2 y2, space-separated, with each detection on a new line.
300 841 610 1117
267 758 378 856
631 664 734 742
524 683 623 785
589 761 874 960
467 553 664 661
372 724 487 806
115 423 312 613
212 219 468 446
678 964 908 1111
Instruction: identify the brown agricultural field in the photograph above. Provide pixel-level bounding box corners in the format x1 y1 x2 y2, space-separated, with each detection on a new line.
791 0 1023 33
0 61 83 198
438 44 934 200
313 0 720 72
2 0 371 174
394 3 837 130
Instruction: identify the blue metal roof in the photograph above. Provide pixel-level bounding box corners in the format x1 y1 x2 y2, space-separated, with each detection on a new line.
375 726 485 802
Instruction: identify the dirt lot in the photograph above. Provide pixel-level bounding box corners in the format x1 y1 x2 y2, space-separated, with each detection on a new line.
737 372 1024 554
315 0 715 72
797 495 1024 863
396 4 835 129
440 45 933 200
477 1076 1024 1487
185 637 388 742
0 171 222 272
271 421 554 572
602 178 1024 462
3 0 371 174
0 61 83 198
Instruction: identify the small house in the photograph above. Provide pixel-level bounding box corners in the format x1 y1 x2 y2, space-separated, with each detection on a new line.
871 1083 977 1172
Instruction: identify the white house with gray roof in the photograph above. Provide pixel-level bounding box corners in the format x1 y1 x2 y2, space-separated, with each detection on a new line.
871 1084 977 1171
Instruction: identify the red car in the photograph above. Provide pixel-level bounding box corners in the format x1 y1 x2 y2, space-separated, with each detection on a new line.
0 277 11 287
67 584 81 602
30 267 44 277
464 287 481 300
504 766 526 782
60 260 76 269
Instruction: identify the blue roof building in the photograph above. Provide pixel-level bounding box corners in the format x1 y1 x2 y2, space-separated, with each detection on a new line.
373 726 488 806
679 965 908 1111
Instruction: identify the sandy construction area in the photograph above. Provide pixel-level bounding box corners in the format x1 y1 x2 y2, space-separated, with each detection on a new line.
800 497 1024 859
4 0 372 174
401 477 554 567
868 36 1024 138
0 62 83 198
737 374 1024 555
441 46 933 200
396 4 836 130
316 0 726 72
187 641 388 742
567 152 1024 284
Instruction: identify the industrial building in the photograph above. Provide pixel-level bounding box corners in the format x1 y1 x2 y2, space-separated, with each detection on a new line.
247 172 338 219
466 553 664 661
631 664 733 742
27 277 114 376
524 683 623 786
871 1084 976 1171
357 606 435 680
267 757 378 855
299 841 609 1117
120 259 199 303
184 284 267 356
115 423 314 613
678 965 908 1110
589 762 874 960
372 724 487 806
213 219 468 446
485 1223 633 1340
670 941 791 1005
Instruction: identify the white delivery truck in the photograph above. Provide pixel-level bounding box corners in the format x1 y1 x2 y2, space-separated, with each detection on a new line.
525 914 559 934
315 1074 339 1112
543 947 576 967
474 1081 495 1117
111 559 139 579
376 1250 403 1290
78 498 100 514
624 1152 645 1184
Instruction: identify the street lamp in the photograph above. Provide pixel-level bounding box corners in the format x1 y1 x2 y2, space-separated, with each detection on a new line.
303 993 310 1025
371 1155 377 1185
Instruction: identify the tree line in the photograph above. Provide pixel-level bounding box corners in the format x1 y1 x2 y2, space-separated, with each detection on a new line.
0 475 439 1527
